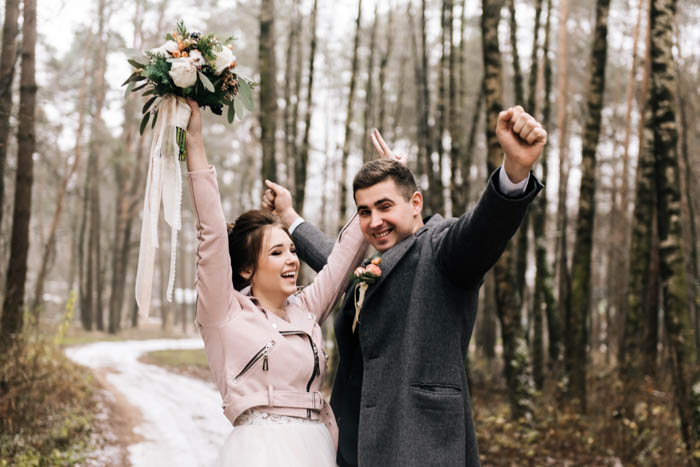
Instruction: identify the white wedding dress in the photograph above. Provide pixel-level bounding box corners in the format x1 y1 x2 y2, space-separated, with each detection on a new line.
214 409 337 467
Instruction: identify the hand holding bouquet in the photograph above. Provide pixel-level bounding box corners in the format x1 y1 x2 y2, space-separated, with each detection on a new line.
128 21 254 318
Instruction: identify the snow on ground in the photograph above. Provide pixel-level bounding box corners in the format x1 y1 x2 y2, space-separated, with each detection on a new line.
66 339 231 467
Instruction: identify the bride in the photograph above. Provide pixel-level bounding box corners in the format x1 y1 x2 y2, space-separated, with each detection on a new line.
183 98 367 466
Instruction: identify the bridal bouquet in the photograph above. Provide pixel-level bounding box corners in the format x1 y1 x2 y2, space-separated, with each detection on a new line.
126 21 255 318
123 20 254 152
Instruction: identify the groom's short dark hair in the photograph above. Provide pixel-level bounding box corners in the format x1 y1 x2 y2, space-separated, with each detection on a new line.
352 159 418 201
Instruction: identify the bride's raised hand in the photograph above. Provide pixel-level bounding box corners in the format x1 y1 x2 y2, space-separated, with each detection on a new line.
184 98 208 171
370 128 406 165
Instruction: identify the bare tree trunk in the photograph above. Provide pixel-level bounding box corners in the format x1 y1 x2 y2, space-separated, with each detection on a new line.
507 0 525 105
436 0 448 208
339 0 362 226
554 0 572 393
409 2 426 180
508 0 528 308
648 0 697 451
294 0 318 215
526 0 544 115
448 0 462 218
482 0 534 421
87 0 108 332
259 0 278 183
421 0 443 214
362 5 378 164
1 0 37 349
0 0 20 237
674 21 700 364
283 3 299 186
619 0 652 365
31 41 91 319
455 81 484 215
567 0 611 412
532 0 559 387
377 7 393 136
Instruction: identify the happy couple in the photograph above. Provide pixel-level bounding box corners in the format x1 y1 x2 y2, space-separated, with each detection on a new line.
184 97 544 466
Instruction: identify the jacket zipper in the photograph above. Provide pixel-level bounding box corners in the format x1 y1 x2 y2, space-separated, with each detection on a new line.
233 340 275 383
280 331 321 418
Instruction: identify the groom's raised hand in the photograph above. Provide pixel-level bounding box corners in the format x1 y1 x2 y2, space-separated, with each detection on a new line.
497 106 547 183
262 180 301 228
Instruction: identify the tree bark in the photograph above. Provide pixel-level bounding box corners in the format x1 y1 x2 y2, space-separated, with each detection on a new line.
421 0 443 214
648 0 697 451
508 0 528 310
482 0 535 421
526 0 543 115
259 0 278 183
339 0 362 226
567 0 610 412
377 7 393 136
86 0 108 332
1 0 37 349
447 0 462 219
294 0 318 214
507 0 525 106
0 0 20 237
554 0 571 353
532 0 559 388
362 5 378 164
283 3 299 186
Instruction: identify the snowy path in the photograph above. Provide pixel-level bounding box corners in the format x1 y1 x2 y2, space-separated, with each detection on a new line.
66 339 231 467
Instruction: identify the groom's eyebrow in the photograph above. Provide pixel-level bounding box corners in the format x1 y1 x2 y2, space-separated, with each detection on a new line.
357 198 394 212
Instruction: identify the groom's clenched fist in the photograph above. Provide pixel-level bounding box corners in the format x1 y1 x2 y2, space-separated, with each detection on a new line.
262 180 301 228
497 105 547 183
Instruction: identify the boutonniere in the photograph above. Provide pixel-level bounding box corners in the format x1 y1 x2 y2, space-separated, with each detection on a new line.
352 255 382 333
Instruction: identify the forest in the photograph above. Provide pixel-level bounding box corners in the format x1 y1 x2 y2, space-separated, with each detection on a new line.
0 0 699 465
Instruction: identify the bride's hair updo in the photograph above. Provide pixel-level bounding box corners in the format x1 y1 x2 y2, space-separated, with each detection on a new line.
227 210 292 290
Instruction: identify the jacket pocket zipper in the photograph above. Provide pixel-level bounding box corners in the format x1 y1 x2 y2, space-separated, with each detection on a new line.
280 331 321 417
233 340 275 383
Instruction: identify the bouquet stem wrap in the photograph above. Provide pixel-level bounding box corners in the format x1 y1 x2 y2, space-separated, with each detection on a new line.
135 96 191 318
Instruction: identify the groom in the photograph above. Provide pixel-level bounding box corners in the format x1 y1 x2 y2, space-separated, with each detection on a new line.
264 106 545 466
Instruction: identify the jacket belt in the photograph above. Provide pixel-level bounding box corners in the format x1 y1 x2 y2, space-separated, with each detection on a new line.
263 387 324 410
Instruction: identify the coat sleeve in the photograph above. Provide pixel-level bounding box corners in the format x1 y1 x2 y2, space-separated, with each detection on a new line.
188 166 239 327
291 221 336 272
297 215 368 325
433 167 542 287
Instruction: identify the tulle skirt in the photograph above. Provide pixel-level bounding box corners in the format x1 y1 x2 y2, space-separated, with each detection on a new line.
214 410 337 467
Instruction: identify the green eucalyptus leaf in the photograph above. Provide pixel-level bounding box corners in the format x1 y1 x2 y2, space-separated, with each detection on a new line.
121 72 139 87
132 82 148 93
142 96 158 114
227 101 235 124
238 78 254 111
124 80 136 98
234 97 244 120
140 113 151 135
128 58 147 69
142 89 155 97
151 110 159 129
198 71 215 92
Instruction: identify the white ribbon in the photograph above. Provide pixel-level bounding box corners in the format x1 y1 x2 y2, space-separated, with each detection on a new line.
352 282 369 333
135 96 191 318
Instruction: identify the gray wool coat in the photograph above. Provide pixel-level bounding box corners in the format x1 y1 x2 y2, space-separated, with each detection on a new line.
292 169 542 466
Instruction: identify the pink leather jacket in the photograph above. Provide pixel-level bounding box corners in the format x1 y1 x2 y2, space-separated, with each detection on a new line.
188 167 367 446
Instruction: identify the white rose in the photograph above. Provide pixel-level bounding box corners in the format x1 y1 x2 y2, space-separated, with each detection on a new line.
188 50 206 68
149 40 179 57
212 47 236 75
169 58 197 88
